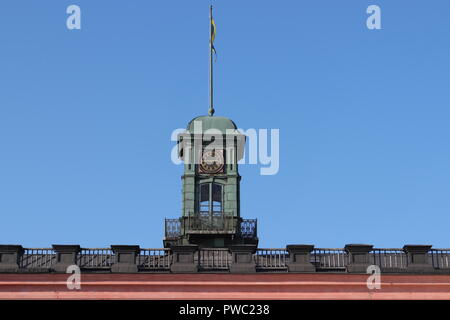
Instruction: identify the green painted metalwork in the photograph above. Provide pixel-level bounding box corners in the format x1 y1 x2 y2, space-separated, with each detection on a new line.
163 114 257 248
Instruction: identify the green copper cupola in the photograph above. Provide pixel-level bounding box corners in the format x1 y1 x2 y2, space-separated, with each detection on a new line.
163 115 257 248
163 7 257 248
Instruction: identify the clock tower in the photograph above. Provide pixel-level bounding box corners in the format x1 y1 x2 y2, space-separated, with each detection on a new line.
164 7 257 248
164 115 258 248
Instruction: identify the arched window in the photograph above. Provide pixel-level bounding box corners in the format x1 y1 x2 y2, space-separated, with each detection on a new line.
199 183 223 216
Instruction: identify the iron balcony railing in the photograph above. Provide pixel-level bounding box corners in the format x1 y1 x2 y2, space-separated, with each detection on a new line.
77 248 114 269
371 248 407 270
430 249 450 269
165 219 181 239
198 248 231 270
239 219 257 239
139 249 171 270
20 248 56 269
184 215 236 234
256 249 288 270
9 247 450 273
311 248 348 270
164 217 257 239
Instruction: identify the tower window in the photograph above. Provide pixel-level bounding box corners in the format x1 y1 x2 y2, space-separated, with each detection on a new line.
199 184 210 213
199 183 223 216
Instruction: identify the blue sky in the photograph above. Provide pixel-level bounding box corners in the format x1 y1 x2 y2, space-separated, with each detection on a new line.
0 0 449 248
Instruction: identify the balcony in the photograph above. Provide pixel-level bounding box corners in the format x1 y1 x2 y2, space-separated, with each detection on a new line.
185 215 236 234
164 217 257 239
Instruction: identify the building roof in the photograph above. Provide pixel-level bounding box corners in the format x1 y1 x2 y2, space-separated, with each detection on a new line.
187 116 238 133
1 244 448 274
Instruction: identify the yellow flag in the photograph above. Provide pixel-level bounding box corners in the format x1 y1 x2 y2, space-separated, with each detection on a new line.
211 16 216 56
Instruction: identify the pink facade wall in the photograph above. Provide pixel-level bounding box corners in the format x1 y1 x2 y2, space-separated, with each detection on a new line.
1 273 450 300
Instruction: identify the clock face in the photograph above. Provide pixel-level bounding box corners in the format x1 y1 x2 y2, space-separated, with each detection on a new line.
200 149 224 174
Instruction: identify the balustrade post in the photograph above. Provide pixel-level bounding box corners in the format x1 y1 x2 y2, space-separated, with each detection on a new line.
111 245 140 273
403 245 434 273
170 245 198 273
52 245 81 273
286 245 315 272
229 245 256 273
345 244 373 273
0 245 23 272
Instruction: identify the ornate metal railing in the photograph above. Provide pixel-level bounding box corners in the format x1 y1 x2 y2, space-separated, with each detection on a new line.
138 249 171 270
239 219 257 239
77 248 114 269
164 217 257 239
165 219 181 239
184 215 236 233
256 249 288 270
312 248 348 270
20 248 56 269
198 248 231 270
371 248 407 270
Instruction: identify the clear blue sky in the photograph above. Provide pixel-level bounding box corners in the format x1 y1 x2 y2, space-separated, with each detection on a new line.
1 0 449 248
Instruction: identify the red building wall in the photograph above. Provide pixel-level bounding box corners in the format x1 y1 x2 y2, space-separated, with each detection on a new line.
1 273 450 300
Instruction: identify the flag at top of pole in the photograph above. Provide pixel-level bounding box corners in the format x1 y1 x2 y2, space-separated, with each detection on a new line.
211 8 217 57
208 5 216 116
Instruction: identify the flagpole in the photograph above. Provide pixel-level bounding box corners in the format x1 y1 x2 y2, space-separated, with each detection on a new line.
208 5 215 116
